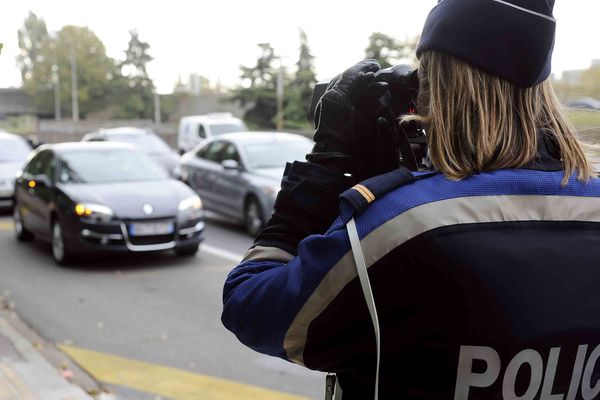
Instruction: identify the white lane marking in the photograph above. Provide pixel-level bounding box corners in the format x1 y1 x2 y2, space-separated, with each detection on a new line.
201 244 243 264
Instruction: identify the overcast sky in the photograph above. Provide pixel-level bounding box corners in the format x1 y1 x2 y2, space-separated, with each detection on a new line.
1 0 599 93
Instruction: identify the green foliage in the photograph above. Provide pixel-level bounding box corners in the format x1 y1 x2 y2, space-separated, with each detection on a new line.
364 33 419 68
581 66 600 99
16 13 160 120
16 12 49 81
554 66 600 103
17 14 119 118
567 110 600 142
283 29 317 129
111 30 155 119
231 43 278 129
231 31 317 131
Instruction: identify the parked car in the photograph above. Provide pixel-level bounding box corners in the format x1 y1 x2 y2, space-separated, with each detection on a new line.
0 131 33 210
566 97 600 111
180 132 312 235
177 113 248 154
13 142 204 264
81 127 181 177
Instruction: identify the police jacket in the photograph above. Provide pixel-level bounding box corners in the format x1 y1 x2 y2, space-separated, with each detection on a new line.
221 142 600 399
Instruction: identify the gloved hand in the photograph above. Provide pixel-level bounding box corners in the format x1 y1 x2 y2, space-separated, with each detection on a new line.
306 60 400 181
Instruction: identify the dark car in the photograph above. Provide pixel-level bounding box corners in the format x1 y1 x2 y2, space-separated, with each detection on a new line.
13 142 204 264
180 132 312 235
81 127 181 177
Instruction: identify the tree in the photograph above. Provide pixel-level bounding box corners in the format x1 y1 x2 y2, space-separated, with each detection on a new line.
232 43 278 129
111 30 155 119
364 33 419 68
54 26 119 117
284 29 317 129
17 17 118 118
16 12 53 116
16 12 49 82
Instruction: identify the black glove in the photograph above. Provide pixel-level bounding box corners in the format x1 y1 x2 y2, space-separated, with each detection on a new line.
306 60 400 181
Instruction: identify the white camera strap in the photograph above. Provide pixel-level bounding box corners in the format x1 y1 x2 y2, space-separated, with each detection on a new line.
346 217 381 400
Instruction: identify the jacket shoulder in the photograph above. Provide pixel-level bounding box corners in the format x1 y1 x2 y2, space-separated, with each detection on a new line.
339 168 437 214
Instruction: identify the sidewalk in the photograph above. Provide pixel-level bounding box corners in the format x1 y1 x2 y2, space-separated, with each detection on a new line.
0 316 95 400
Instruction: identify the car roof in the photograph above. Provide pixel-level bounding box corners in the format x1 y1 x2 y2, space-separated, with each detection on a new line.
180 114 242 123
39 141 138 154
208 131 311 145
97 127 154 136
0 131 27 141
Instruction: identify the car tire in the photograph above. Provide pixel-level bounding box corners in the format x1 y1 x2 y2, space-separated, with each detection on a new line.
51 218 74 265
14 206 33 242
244 196 264 237
175 243 200 257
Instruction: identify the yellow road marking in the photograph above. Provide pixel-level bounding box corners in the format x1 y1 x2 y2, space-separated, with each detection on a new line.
60 345 311 400
0 221 13 230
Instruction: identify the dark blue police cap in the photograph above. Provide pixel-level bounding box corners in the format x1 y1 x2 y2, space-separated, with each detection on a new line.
417 0 556 87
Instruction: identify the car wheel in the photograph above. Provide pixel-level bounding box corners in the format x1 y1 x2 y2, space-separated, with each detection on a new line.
14 206 33 242
51 218 73 265
176 243 200 257
244 197 264 236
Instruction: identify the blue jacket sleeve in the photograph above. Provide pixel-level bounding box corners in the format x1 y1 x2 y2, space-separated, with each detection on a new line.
221 223 352 361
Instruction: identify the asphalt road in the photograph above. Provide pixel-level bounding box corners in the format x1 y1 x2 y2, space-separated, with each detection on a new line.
0 213 325 399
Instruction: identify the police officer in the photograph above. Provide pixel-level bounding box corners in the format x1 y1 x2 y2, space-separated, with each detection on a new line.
222 1 600 398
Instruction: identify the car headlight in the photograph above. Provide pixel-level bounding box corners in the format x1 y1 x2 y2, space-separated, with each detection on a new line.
179 196 202 213
74 203 114 222
261 185 280 197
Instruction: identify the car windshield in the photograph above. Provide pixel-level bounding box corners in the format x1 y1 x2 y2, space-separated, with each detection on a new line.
0 136 31 162
243 140 312 169
59 150 168 184
105 132 172 153
209 123 247 136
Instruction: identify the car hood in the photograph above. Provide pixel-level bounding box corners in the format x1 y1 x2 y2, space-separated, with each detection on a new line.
148 152 180 174
252 167 285 181
58 179 196 219
0 162 23 180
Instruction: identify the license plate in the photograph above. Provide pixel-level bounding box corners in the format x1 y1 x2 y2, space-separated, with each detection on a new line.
128 222 174 236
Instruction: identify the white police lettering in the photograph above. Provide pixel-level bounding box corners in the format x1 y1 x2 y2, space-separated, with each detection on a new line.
455 346 501 400
455 344 600 400
581 345 600 399
566 345 587 400
502 349 544 400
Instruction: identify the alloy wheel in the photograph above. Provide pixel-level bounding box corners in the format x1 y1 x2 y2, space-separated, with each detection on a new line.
245 199 264 236
52 222 65 263
13 207 23 236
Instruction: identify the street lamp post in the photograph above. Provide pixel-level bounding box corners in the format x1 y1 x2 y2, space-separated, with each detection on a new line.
70 42 79 122
154 89 161 125
52 64 61 121
276 57 285 131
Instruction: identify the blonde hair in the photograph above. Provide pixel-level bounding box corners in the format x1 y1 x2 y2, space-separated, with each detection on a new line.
405 51 595 184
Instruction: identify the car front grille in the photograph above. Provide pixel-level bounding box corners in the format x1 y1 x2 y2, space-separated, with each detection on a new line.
128 233 176 246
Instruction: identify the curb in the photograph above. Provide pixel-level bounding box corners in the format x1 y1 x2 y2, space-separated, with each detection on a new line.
0 303 117 399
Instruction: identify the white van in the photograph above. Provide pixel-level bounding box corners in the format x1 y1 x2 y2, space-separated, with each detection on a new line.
177 113 248 154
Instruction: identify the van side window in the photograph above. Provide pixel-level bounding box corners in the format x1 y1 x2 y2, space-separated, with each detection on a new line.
198 125 206 139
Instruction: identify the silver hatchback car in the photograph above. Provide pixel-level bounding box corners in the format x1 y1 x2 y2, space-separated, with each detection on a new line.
180 132 312 235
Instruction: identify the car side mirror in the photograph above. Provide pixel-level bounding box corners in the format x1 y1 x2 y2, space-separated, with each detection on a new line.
31 174 52 188
221 159 241 171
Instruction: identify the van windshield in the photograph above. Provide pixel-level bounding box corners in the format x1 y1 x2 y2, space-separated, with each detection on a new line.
209 122 248 136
